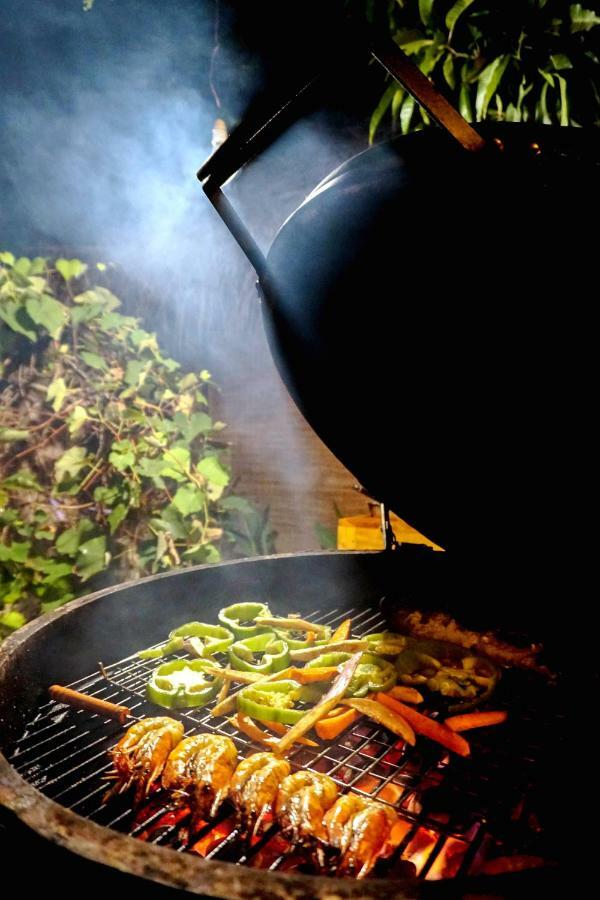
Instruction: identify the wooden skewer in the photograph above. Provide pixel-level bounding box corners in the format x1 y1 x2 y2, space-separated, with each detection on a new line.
48 685 131 724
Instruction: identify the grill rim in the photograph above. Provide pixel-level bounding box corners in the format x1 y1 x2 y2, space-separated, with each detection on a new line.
0 551 560 899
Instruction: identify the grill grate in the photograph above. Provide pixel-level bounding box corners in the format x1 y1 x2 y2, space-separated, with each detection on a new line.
8 603 562 881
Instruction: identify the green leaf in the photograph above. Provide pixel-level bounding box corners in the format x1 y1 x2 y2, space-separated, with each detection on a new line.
173 411 213 441
79 350 107 370
443 54 456 90
29 257 47 275
25 294 69 339
400 95 416 134
54 446 88 483
0 610 26 630
0 541 31 562
68 405 88 435
160 447 191 481
55 258 88 282
13 257 31 277
538 69 555 88
0 301 37 340
391 87 405 120
418 0 435 26
570 4 600 32
555 74 569 126
197 455 230 487
0 251 15 266
550 53 573 71
220 495 255 516
0 428 29 442
152 506 188 540
124 359 147 386
459 83 474 121
47 376 67 412
446 0 476 38
137 456 166 479
109 440 135 471
76 535 107 582
369 82 396 144
107 503 128 534
93 485 120 504
171 484 205 516
475 55 510 121
55 519 95 555
40 562 74 584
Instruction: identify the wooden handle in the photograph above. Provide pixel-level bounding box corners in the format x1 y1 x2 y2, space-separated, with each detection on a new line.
49 685 131 724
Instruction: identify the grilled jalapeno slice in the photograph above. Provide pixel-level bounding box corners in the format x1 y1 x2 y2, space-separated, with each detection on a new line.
146 659 224 708
236 679 304 724
218 602 272 639
228 632 291 674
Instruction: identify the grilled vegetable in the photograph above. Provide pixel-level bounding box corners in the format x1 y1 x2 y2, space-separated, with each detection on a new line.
289 639 368 663
138 621 234 660
229 713 318 748
228 632 290 674
341 698 415 745
444 710 508 732
330 618 352 642
271 652 363 754
375 692 470 756
254 615 331 637
218 602 272 639
364 631 407 656
314 707 360 740
236 679 305 725
305 651 396 697
146 659 224 708
387 685 424 704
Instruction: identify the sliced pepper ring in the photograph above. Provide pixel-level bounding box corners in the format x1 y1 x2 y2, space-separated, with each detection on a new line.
170 621 234 658
236 679 304 725
364 631 407 656
305 651 396 697
218 602 272 639
146 658 224 708
228 632 290 674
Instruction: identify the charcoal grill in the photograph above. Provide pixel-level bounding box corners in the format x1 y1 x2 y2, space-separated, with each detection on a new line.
0 552 565 898
0 25 582 900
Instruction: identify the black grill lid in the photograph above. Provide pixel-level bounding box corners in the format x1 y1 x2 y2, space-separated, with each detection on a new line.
261 123 598 568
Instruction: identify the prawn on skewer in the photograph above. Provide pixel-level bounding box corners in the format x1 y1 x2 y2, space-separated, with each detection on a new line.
337 800 399 879
162 734 237 831
104 717 184 804
229 751 291 836
275 770 339 846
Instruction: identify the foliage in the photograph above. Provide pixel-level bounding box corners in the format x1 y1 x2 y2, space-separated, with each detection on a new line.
0 253 275 639
351 1 600 140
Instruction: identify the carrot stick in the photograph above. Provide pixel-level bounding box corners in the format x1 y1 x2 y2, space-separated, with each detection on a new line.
387 686 424 704
331 618 352 642
375 692 470 757
444 710 508 732
315 708 360 740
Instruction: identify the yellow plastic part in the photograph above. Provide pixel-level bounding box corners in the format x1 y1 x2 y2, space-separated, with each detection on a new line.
337 513 443 551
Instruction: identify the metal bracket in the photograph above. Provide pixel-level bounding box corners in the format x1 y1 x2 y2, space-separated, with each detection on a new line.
198 27 485 279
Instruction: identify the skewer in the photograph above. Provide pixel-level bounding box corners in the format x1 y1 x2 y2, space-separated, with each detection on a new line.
48 684 131 724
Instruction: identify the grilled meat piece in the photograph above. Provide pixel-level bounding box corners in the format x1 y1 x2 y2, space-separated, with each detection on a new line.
106 716 184 804
337 800 399 879
395 610 550 675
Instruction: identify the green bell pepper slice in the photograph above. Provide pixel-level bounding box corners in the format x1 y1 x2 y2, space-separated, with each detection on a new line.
218 602 272 639
236 679 304 724
146 658 224 708
273 626 331 649
364 631 407 656
305 651 396 697
228 632 290 674
138 621 234 660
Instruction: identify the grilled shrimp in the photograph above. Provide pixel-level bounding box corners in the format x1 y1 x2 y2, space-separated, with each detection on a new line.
162 733 237 826
106 717 184 804
338 801 399 879
323 793 367 853
275 771 338 844
229 752 291 836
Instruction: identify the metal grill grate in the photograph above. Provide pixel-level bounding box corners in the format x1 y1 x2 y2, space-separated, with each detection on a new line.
8 603 561 881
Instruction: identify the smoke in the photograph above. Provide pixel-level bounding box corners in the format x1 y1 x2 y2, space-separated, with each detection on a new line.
0 0 369 548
